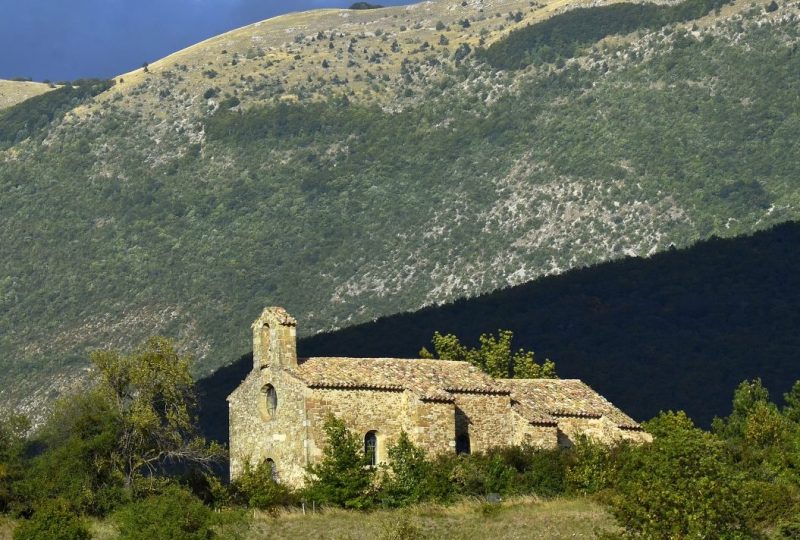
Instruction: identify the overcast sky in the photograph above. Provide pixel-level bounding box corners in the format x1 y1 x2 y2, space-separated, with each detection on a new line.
0 0 409 81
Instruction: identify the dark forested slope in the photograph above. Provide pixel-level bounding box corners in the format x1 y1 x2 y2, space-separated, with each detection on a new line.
198 222 800 442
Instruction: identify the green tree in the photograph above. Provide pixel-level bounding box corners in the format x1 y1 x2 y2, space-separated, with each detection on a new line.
420 330 556 378
608 411 751 538
711 378 771 441
783 381 800 423
564 436 618 495
713 378 794 479
90 336 225 492
15 336 225 512
304 415 375 509
13 391 126 515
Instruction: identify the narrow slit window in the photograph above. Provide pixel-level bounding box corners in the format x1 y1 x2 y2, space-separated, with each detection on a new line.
456 434 471 455
260 384 277 419
364 431 378 466
266 458 278 482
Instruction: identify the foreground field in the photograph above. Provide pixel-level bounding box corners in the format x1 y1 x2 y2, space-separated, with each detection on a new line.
247 498 617 539
86 497 617 540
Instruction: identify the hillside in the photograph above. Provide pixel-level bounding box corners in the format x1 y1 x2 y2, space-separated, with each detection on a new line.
197 222 800 443
0 80 54 111
2 0 800 421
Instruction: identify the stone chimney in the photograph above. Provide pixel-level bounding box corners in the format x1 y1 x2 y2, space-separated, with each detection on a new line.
252 307 297 371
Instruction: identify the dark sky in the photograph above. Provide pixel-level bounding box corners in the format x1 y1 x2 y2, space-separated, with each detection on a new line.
0 0 408 81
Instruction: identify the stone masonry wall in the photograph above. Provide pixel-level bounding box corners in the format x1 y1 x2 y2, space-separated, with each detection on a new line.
510 411 559 449
410 399 456 456
450 392 514 453
228 368 309 486
305 388 416 465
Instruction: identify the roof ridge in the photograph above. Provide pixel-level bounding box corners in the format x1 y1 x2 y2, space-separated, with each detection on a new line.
299 356 477 364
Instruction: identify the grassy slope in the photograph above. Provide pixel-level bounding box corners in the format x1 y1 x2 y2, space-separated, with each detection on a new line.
2 0 799 422
0 80 53 111
92 0 591 112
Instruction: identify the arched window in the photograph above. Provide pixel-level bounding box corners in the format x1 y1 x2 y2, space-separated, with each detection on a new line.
266 458 279 482
456 433 471 455
259 384 277 420
364 431 378 466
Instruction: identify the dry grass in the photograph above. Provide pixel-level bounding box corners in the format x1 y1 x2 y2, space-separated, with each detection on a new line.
0 515 16 540
1 497 616 539
88 519 119 540
75 0 635 121
0 80 54 111
59 0 768 125
245 496 618 539
68 0 758 125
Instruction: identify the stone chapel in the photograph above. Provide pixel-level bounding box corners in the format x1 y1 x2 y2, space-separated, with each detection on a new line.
228 307 650 487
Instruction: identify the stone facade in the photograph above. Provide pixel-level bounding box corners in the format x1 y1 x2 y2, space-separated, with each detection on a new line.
228 307 651 487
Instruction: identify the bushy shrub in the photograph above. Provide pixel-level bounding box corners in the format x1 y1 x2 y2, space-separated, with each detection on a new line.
503 447 566 497
11 391 126 516
449 453 515 496
740 480 799 529
380 431 432 507
303 415 376 509
378 516 425 540
230 459 296 510
0 413 28 513
13 499 90 540
564 436 619 495
608 411 752 538
113 484 217 540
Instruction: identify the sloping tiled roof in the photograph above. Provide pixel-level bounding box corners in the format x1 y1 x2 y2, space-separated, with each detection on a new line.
504 379 642 430
292 357 509 402
510 400 558 426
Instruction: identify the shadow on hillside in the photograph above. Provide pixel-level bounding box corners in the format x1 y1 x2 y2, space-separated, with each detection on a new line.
198 221 800 444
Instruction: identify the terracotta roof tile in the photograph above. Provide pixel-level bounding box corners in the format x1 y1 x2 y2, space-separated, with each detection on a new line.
503 379 642 430
510 400 558 426
292 357 508 402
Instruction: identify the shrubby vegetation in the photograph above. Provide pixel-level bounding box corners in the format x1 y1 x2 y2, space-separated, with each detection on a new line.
3 335 800 537
113 485 219 540
477 0 731 69
0 79 112 147
349 2 384 8
12 500 91 540
294 381 800 537
0 338 223 536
